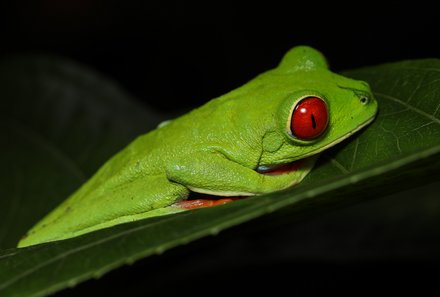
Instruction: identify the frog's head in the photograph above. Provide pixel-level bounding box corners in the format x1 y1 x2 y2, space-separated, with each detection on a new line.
257 46 378 170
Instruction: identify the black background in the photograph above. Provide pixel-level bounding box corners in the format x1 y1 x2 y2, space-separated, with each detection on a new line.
2 1 439 111
2 1 440 296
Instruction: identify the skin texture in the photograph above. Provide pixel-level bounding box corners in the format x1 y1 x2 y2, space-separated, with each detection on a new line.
18 46 378 247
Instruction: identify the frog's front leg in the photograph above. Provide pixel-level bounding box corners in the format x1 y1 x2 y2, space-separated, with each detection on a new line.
166 152 316 197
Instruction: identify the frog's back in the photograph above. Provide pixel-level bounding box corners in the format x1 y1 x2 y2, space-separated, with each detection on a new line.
20 66 275 246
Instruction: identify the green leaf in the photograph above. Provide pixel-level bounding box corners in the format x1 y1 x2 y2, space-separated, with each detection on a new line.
0 56 164 250
0 57 439 297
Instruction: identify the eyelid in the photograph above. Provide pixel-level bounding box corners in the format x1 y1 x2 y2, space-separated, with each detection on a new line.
337 85 370 98
353 90 370 98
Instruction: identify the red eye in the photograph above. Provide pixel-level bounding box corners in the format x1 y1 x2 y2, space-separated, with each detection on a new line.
290 97 329 140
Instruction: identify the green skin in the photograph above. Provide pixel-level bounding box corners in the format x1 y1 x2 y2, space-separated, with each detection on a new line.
18 46 378 247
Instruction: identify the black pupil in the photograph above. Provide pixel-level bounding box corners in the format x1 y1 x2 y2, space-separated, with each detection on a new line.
311 114 316 129
361 97 367 103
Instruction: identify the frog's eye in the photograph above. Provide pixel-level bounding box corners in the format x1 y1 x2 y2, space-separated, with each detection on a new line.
290 96 329 140
359 95 369 105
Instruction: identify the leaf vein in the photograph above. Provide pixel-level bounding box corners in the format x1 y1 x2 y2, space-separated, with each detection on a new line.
375 92 440 125
350 138 359 171
400 66 440 73
326 156 350 174
407 75 425 103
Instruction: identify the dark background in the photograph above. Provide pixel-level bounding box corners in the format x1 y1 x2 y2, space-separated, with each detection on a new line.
2 1 439 111
2 1 440 296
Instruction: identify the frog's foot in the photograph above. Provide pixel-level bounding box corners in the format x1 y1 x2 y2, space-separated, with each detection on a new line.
173 197 239 209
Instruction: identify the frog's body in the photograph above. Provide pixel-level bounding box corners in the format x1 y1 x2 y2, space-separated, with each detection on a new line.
18 46 378 247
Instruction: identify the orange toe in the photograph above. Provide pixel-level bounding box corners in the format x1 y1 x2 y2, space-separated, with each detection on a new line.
174 198 236 210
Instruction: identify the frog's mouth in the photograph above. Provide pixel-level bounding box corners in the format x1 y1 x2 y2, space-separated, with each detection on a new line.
174 156 314 210
254 158 308 175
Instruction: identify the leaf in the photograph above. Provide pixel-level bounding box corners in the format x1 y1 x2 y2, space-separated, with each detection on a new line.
0 58 439 297
0 57 164 250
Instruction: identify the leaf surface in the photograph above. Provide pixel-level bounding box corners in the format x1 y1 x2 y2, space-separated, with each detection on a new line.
0 58 439 297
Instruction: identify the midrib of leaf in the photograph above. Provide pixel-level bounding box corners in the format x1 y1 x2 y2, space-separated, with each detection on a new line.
0 215 179 290
2 144 440 294
0 250 19 260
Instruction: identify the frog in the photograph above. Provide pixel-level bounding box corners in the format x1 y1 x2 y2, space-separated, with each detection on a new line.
18 46 378 247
